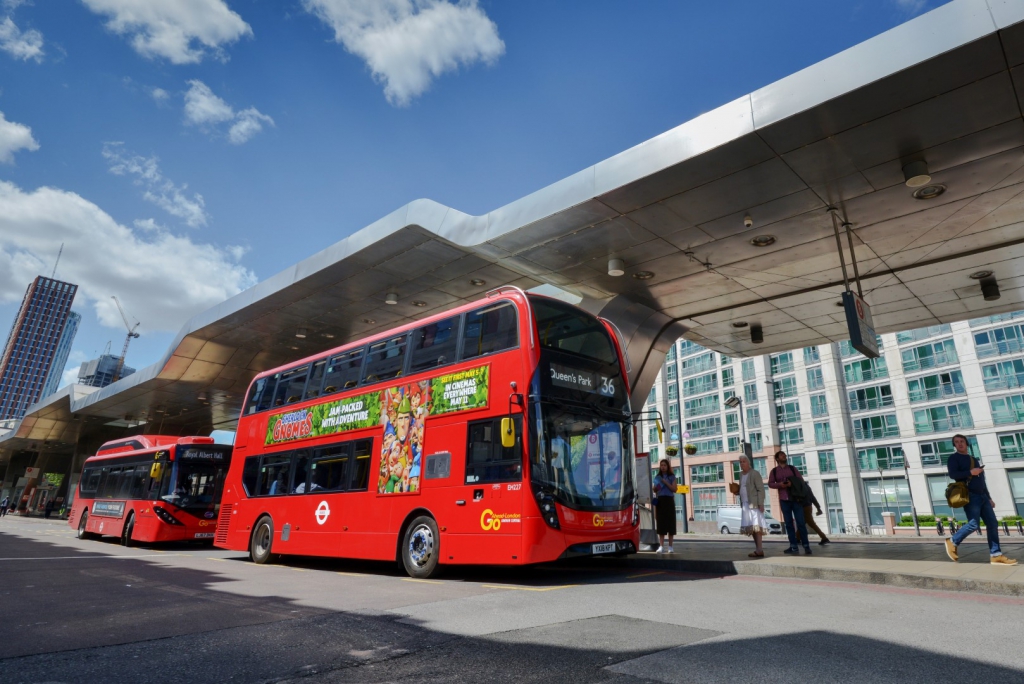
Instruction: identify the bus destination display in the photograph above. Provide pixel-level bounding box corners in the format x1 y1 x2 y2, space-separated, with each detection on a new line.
548 363 616 397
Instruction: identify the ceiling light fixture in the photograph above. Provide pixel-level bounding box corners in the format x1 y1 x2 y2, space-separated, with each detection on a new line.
750 235 776 247
471 279 486 286
363 318 376 325
902 160 932 188
412 300 427 307
731 321 748 328
912 184 946 200
632 271 655 280
295 328 307 339
981 277 1001 301
320 332 335 339
607 258 625 277
385 292 398 305
969 270 993 280
750 324 764 344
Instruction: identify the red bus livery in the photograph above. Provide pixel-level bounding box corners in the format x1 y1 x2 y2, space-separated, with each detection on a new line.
216 288 639 577
69 435 232 545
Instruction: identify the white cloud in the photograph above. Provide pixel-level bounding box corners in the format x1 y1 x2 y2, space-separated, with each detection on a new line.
0 110 39 163
0 180 256 333
893 0 928 14
81 0 252 64
184 80 273 144
150 86 169 102
60 350 88 388
302 0 504 106
103 143 208 227
0 16 43 61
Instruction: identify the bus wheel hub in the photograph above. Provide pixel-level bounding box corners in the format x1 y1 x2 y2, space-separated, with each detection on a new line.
409 526 433 566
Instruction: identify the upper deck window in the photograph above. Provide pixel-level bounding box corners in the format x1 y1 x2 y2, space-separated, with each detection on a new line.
461 302 517 360
323 348 364 395
532 298 616 365
272 365 309 407
363 335 408 385
410 316 460 373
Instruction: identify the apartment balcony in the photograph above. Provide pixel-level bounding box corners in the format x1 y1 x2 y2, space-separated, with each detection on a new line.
914 415 974 435
901 351 957 373
907 382 966 403
848 396 895 412
977 338 1024 359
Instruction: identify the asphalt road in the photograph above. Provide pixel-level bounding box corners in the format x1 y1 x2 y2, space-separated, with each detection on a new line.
2 516 1023 683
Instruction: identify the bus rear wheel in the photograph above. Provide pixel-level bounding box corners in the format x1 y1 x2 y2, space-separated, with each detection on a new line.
121 513 136 547
402 515 440 579
77 511 94 540
250 516 276 564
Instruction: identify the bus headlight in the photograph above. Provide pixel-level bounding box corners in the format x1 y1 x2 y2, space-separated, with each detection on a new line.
632 498 639 526
536 491 560 530
153 506 184 526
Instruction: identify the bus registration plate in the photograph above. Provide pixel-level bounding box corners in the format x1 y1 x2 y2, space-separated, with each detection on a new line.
592 543 615 555
194 532 214 539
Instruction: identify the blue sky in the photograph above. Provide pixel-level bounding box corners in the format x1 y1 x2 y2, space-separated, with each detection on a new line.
0 0 944 386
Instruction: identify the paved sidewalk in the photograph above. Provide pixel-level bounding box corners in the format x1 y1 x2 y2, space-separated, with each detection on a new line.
599 536 1024 596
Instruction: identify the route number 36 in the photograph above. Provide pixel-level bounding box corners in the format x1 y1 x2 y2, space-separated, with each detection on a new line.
599 376 616 396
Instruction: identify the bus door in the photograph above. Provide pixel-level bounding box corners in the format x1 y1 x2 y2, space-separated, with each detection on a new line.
447 415 524 564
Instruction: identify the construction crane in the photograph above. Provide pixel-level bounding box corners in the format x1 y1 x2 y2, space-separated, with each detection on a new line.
111 296 140 383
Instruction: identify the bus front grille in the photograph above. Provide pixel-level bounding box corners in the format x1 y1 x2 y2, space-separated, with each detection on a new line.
215 504 232 545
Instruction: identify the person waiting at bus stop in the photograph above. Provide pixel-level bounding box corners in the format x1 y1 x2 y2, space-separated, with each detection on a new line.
737 455 767 558
944 434 1017 566
652 459 677 554
768 450 812 555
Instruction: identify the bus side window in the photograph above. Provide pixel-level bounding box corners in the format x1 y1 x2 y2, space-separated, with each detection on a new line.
350 439 373 491
322 348 364 395
248 376 277 414
363 335 408 385
461 302 518 361
291 451 312 493
310 444 350 492
99 467 120 498
272 366 309 407
304 360 327 401
242 457 259 497
259 455 292 496
80 467 98 495
118 467 136 498
130 466 149 499
409 316 460 374
465 416 522 484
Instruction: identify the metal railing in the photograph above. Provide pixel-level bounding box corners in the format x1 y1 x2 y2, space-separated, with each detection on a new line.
845 366 888 383
977 338 1024 359
984 374 1024 391
915 415 973 434
901 350 957 373
853 424 901 440
907 382 965 403
848 395 894 412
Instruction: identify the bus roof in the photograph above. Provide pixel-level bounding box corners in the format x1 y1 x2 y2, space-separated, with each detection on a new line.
85 435 221 464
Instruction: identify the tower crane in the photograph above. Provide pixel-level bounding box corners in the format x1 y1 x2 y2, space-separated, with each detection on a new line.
111 296 140 383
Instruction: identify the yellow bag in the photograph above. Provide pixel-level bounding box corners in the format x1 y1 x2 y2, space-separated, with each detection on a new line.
944 457 974 509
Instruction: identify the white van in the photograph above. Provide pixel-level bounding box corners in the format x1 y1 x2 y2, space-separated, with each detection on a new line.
716 505 784 535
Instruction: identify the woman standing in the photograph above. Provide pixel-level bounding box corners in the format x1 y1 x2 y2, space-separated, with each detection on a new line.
652 459 677 554
737 455 767 557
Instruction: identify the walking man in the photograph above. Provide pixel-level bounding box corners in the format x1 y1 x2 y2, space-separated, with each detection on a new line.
944 434 1016 565
796 488 831 546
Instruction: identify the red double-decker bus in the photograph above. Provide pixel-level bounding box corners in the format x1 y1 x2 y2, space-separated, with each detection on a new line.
215 288 639 577
69 435 232 545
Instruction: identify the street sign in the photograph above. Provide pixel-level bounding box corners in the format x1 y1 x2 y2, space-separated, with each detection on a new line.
843 290 879 359
676 485 689 495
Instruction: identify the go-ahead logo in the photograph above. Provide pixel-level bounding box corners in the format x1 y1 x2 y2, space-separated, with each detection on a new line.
480 509 521 531
593 514 606 527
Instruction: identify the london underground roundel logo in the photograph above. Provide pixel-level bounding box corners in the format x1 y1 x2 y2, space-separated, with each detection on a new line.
315 500 330 525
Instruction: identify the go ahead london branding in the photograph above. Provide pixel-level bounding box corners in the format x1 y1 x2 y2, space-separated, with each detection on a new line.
264 365 490 446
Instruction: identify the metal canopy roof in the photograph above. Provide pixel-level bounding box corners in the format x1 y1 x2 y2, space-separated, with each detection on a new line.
4 0 1024 459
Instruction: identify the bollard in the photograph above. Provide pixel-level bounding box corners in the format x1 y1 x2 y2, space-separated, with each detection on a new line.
1017 520 1024 536
950 520 958 534
977 524 983 536
936 520 944 536
1004 521 1010 535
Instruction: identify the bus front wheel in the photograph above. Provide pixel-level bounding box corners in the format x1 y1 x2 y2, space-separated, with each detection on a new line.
121 513 136 547
250 516 276 564
77 511 94 540
402 515 440 579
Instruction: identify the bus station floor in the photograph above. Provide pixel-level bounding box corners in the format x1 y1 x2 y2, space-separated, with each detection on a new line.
3 515 1024 683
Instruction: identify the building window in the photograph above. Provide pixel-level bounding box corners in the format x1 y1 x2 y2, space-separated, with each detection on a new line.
1008 471 1024 517
682 372 718 396
814 421 832 445
789 453 807 475
669 403 680 421
749 432 763 452
678 339 701 357
742 358 755 382
990 394 1024 425
998 431 1024 461
844 357 888 383
839 336 883 358
685 394 720 417
823 480 845 534
857 445 904 470
726 412 739 433
690 463 724 483
666 365 677 381
693 486 726 521
896 323 952 345
803 346 820 365
770 352 794 375
680 352 716 378
901 339 958 372
848 384 893 412
773 376 799 399
818 450 836 474
746 406 761 429
691 438 723 455
974 323 1024 359
810 394 828 417
928 474 966 521
982 359 1024 391
648 387 657 403
919 436 980 467
907 371 965 402
723 389 736 402
775 400 800 423
649 445 659 460
722 367 734 388
780 427 803 446
852 413 900 440
648 426 659 445
862 477 913 526
685 416 721 438
912 402 973 434
806 367 825 391
720 353 732 366
728 436 741 452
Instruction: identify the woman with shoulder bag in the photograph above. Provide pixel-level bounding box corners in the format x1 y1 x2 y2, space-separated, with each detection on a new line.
768 450 811 555
652 459 677 554
737 455 768 557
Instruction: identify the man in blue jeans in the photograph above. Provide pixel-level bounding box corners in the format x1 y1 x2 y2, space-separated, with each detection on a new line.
945 434 1017 565
768 451 811 555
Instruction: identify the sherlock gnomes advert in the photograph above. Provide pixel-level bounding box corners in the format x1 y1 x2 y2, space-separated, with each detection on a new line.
264 365 490 494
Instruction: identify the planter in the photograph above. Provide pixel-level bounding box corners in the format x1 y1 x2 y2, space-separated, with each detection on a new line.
665 446 680 457
683 444 697 456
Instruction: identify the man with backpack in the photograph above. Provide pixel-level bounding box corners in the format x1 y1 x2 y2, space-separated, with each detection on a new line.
768 450 812 555
944 434 1016 565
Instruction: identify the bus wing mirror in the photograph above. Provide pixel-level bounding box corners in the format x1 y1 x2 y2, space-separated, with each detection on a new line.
150 463 163 480
500 417 516 449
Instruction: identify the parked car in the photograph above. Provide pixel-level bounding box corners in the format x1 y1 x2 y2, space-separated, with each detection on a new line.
716 505 784 535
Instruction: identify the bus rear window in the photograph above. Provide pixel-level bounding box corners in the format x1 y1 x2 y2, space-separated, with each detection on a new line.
532 297 617 364
461 302 517 360
246 376 276 415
